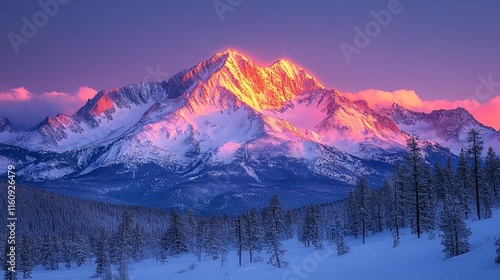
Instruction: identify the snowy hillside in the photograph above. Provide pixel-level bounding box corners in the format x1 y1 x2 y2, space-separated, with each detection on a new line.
30 209 500 280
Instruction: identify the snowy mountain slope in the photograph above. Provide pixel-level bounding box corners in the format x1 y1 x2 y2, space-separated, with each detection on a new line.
382 103 500 154
8 82 169 152
0 117 20 142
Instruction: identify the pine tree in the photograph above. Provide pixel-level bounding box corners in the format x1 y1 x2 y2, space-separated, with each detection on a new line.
131 225 146 262
332 212 350 255
62 239 73 269
299 205 323 250
300 205 322 249
74 235 87 267
185 208 198 252
367 188 384 234
439 194 472 258
115 258 129 280
420 164 437 236
355 176 369 244
3 241 17 280
40 236 60 270
93 229 112 279
263 195 287 268
235 216 244 266
468 128 484 220
283 210 294 240
19 236 35 279
390 165 407 247
457 148 473 219
219 214 231 267
495 237 500 264
245 208 262 263
207 215 220 260
195 218 208 262
405 134 436 238
346 189 360 238
164 209 189 257
485 147 499 204
110 212 135 279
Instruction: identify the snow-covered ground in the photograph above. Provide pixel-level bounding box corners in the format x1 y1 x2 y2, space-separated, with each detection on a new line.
31 210 500 280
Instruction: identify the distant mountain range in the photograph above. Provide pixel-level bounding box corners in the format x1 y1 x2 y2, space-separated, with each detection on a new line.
1 49 498 214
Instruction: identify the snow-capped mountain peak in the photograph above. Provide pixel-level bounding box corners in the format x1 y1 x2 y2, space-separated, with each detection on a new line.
0 117 18 133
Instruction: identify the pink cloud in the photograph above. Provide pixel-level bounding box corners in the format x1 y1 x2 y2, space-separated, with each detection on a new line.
0 87 97 128
0 87 32 101
343 89 500 130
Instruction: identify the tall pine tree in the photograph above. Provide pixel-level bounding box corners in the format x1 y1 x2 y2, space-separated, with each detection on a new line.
467 128 484 220
263 195 288 268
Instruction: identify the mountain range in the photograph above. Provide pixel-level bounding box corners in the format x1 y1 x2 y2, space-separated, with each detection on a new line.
1 49 498 214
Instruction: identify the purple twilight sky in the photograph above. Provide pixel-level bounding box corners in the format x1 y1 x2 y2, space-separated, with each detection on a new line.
0 0 499 128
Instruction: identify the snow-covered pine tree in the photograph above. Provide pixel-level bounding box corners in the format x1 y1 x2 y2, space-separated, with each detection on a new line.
433 161 446 202
158 232 169 264
207 215 220 260
354 176 369 244
40 236 60 270
185 208 198 252
164 209 189 257
195 217 208 261
93 229 112 279
300 205 323 250
235 216 244 266
62 239 72 269
332 212 350 256
457 148 473 219
367 188 384 234
389 165 407 247
245 208 263 263
115 258 130 280
3 241 17 280
480 176 494 219
379 179 393 230
219 214 232 267
405 134 436 238
19 236 36 279
131 225 146 262
467 128 485 220
484 147 499 203
263 195 288 268
495 237 500 264
420 164 437 236
110 212 136 279
114 212 135 263
439 194 472 258
346 189 360 238
300 205 313 247
283 210 294 240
